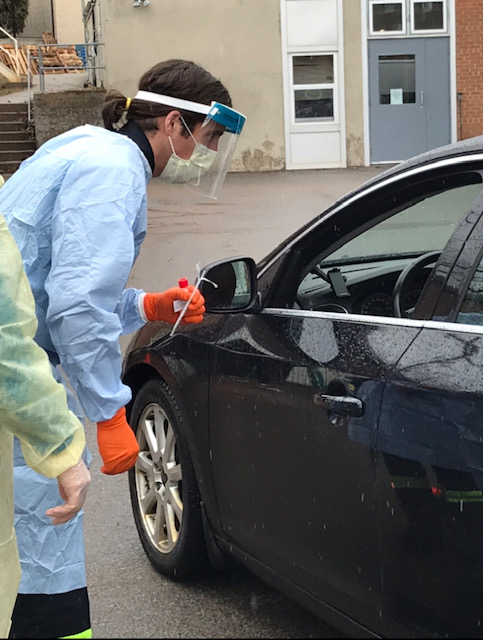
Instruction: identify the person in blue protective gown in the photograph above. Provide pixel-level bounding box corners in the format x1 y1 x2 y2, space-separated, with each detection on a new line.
0 58 246 638
0 212 91 639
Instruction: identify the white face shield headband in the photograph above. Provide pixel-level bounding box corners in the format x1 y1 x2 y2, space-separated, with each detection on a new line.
134 90 246 199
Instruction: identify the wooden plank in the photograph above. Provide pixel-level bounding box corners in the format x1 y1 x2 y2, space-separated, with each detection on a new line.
21 46 39 74
42 31 56 44
55 46 85 73
40 46 66 73
17 50 28 75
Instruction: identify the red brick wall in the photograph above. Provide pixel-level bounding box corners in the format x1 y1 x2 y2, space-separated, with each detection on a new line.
456 0 483 139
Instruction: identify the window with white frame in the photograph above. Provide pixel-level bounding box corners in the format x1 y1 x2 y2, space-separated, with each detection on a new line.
369 0 447 36
291 54 335 123
411 1 446 32
370 1 406 34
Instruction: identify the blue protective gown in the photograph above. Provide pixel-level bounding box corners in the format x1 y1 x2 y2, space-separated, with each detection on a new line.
0 124 152 595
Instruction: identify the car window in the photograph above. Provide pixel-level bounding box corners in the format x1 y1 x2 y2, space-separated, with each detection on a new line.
456 255 483 326
327 184 480 264
294 174 483 318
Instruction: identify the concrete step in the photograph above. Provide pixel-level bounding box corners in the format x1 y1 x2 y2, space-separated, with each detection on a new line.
0 121 32 133
0 129 34 141
0 148 35 171
0 102 34 173
0 122 32 133
0 159 28 174
0 140 36 152
0 102 28 113
0 111 29 123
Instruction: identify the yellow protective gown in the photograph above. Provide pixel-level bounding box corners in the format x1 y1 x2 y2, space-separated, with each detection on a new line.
0 213 85 638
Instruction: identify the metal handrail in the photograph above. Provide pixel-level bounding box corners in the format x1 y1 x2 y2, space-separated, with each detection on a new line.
33 42 103 91
26 42 105 122
0 26 20 78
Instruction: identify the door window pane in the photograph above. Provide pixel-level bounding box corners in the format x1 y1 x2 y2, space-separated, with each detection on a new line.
292 55 335 122
378 54 415 105
295 89 334 119
371 1 404 33
412 1 444 31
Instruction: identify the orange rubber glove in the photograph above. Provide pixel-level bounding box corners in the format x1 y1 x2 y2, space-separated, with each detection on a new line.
143 285 205 324
96 406 139 475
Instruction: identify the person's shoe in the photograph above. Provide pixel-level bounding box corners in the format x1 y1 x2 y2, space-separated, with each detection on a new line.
143 0 150 5
133 1 141 6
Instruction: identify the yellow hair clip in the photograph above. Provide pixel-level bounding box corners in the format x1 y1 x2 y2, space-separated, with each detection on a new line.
124 97 132 112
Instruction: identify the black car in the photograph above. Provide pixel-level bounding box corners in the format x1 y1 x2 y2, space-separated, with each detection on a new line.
122 136 483 639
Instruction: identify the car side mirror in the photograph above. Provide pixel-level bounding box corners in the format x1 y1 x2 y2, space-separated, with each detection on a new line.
198 256 258 313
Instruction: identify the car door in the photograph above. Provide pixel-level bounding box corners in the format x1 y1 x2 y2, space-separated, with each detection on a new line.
376 195 483 637
209 310 415 633
207 164 483 634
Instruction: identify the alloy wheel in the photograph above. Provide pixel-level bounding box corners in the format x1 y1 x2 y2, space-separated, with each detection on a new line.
134 401 183 554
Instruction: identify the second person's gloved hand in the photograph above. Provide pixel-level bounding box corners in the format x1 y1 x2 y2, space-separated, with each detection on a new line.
96 406 139 475
143 285 205 324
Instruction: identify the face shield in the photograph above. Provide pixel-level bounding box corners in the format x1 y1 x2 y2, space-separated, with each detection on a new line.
133 90 246 199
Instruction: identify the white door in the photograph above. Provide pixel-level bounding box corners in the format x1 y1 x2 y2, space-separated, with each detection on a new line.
281 0 346 169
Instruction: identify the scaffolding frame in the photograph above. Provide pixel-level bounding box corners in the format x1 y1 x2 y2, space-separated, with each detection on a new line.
81 0 104 87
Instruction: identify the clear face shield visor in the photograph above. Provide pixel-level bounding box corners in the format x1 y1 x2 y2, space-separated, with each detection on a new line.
134 91 246 200
190 102 246 200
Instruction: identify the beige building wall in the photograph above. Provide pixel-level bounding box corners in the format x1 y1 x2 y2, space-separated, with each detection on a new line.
53 0 84 44
343 0 365 166
100 0 285 172
99 0 367 171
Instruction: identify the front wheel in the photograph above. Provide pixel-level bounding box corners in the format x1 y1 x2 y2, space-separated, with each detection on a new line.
128 378 209 580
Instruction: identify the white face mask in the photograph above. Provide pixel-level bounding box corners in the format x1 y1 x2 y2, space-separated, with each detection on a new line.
160 139 217 184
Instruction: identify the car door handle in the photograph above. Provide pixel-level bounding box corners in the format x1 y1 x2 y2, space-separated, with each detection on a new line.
313 393 364 417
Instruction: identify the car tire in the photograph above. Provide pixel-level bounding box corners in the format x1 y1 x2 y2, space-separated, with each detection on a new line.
128 378 210 580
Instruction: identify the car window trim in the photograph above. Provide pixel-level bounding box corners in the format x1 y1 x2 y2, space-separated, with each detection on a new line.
261 306 483 335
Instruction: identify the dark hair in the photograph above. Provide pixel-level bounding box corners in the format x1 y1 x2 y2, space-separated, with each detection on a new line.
102 59 232 134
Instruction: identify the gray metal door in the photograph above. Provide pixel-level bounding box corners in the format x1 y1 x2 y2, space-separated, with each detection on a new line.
369 37 450 163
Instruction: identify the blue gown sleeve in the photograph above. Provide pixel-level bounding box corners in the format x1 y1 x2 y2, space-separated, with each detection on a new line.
115 287 147 335
45 156 147 422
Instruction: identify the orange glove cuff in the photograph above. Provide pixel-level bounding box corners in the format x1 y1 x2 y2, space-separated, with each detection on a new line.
97 406 128 430
96 406 140 475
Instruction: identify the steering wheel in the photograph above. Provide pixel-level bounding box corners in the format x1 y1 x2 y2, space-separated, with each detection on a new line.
393 250 441 318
